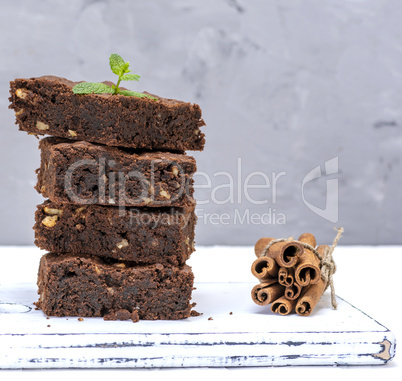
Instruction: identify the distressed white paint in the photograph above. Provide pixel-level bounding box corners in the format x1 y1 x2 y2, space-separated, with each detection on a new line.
0 246 398 368
0 282 395 368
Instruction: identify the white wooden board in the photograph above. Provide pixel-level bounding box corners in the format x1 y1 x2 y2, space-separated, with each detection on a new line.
0 281 395 368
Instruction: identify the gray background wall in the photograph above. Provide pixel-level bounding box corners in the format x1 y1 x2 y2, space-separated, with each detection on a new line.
1 0 401 246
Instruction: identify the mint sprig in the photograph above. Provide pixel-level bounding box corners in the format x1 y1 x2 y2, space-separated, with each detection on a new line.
72 82 113 95
72 54 156 100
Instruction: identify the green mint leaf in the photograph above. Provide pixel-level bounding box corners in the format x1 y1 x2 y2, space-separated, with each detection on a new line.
119 90 157 100
122 62 130 74
109 53 126 75
72 82 113 94
121 74 140 81
73 54 153 98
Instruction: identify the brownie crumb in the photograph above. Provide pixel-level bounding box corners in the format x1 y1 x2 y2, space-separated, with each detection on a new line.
47 325 51 327
103 309 139 323
190 310 202 317
78 317 84 322
46 316 50 319
229 312 233 315
208 317 213 321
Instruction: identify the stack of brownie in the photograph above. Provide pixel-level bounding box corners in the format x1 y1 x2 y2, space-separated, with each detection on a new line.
9 76 205 322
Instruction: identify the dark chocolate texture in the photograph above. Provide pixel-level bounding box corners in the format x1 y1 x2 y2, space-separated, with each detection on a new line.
36 253 195 321
9 76 205 151
34 200 196 266
36 137 196 208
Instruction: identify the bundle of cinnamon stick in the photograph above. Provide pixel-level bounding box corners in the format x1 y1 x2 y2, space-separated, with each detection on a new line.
251 232 340 316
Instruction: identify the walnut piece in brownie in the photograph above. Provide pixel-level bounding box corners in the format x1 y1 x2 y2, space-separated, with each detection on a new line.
36 253 195 321
36 137 196 208
34 200 196 266
9 76 205 151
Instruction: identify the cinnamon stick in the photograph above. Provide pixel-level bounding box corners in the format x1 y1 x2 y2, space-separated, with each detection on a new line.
254 237 275 257
278 267 294 287
268 241 303 268
295 280 326 316
298 233 316 247
284 282 302 300
295 233 321 286
251 283 285 306
271 295 297 315
295 245 329 316
251 256 279 282
294 250 321 286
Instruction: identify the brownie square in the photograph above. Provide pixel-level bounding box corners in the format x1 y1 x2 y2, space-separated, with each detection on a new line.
34 200 196 266
36 137 196 208
9 76 205 151
36 253 195 321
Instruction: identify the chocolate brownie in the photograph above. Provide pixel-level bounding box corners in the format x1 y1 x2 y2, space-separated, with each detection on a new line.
36 253 195 321
9 76 205 151
36 137 196 207
34 200 196 266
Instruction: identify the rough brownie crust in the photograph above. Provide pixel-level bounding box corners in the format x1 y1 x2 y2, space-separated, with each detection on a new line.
36 253 195 321
34 200 196 266
36 137 196 208
9 76 205 151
